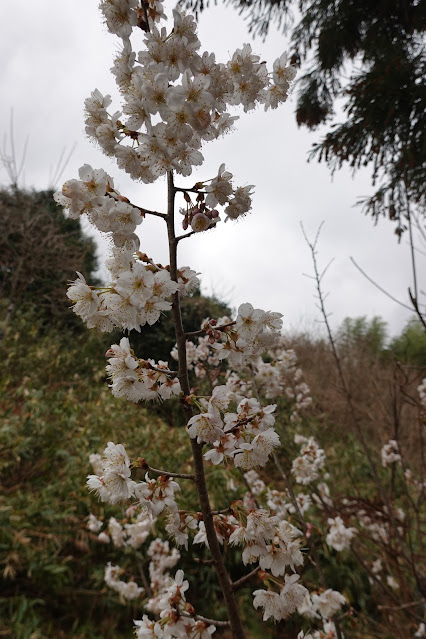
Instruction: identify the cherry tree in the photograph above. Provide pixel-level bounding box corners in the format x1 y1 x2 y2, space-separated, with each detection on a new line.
54 1 305 636
54 1 425 638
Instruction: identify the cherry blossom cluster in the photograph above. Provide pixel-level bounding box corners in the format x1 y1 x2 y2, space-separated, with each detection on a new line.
240 475 348 628
87 508 154 547
174 331 313 425
87 441 182 513
253 573 307 623
145 538 181 613
54 164 142 278
213 303 284 366
291 435 326 485
325 516 357 552
171 320 230 381
89 0 297 190
106 336 181 402
103 535 217 638
174 305 285 373
55 163 201 330
417 377 426 406
298 590 346 622
187 389 280 470
105 561 144 600
135 569 216 639
381 439 402 467
175 304 284 373
87 441 136 504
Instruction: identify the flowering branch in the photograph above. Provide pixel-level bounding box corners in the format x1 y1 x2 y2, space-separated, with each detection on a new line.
167 170 248 639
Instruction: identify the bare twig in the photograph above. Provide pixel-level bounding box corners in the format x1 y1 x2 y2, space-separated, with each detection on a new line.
175 230 196 242
350 257 414 312
146 465 195 481
378 599 425 611
181 611 230 628
231 566 260 591
185 321 235 340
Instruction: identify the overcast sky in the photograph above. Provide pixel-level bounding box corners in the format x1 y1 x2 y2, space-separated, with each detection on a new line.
1 0 424 338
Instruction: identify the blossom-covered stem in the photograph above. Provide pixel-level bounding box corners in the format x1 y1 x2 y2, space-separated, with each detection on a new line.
272 451 304 527
249 369 340 607
231 566 260 591
146 465 195 480
272 454 345 638
166 170 247 639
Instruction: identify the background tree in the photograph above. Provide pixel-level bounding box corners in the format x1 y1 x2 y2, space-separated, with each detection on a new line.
0 188 99 338
389 318 426 365
337 315 388 357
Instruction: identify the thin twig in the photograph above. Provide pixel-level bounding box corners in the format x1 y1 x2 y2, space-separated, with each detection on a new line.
175 230 196 242
175 186 206 194
185 321 235 339
409 288 426 331
231 566 260 591
147 465 195 481
181 611 230 627
378 599 425 611
350 256 414 312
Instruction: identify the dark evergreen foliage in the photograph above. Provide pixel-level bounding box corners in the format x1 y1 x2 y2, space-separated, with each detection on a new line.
0 188 99 331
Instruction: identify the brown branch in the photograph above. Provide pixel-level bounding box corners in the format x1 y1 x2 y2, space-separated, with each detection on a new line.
175 230 196 242
352 546 425 624
231 566 260 591
408 288 426 331
378 599 425 611
175 186 207 194
181 611 230 628
166 171 247 639
106 190 167 219
350 256 414 312
146 465 195 480
184 321 236 339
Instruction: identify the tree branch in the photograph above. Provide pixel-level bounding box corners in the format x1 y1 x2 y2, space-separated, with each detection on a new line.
166 171 247 639
231 566 260 591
